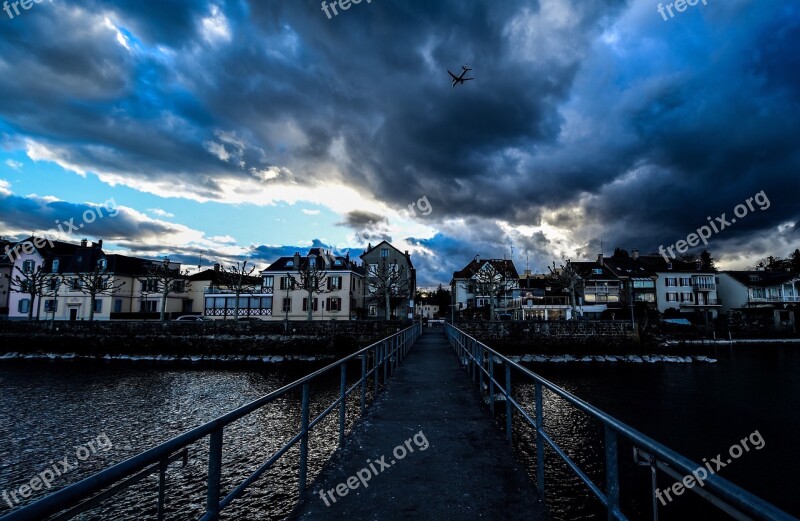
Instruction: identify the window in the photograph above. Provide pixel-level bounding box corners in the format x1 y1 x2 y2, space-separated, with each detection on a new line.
44 300 58 312
51 259 60 273
279 276 295 290
679 278 691 287
665 277 678 287
18 299 30 313
334 259 343 266
173 281 185 293
302 298 318 311
263 276 274 292
309 257 317 269
97 259 108 271
327 297 342 312
368 305 377 316
94 300 103 313
141 279 158 293
282 298 292 312
140 300 157 312
48 278 60 291
389 263 399 275
328 276 343 290
633 279 655 288
368 264 378 276
681 292 693 303
72 278 82 291
634 293 655 302
114 299 123 313
592 268 603 275
22 260 35 273
381 248 389 258
666 292 678 302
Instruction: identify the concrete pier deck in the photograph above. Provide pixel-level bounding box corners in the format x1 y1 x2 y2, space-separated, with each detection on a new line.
290 331 548 520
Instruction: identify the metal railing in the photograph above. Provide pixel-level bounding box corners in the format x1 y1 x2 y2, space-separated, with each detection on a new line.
444 323 798 521
0 322 423 521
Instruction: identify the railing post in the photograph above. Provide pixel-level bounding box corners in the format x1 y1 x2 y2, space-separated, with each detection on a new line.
206 428 223 519
299 382 310 496
505 363 513 442
157 458 167 521
535 382 545 500
361 353 367 414
489 355 495 414
605 425 620 521
374 345 379 396
383 341 388 382
339 363 347 446
477 345 483 391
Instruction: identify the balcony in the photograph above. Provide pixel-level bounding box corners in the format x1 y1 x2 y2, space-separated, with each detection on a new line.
692 283 716 291
680 298 721 307
748 296 800 304
204 287 273 295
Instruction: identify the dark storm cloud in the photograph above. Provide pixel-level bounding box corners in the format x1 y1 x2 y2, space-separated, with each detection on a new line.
0 0 798 281
338 211 388 229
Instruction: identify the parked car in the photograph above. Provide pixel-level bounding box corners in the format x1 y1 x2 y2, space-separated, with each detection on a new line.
173 315 208 322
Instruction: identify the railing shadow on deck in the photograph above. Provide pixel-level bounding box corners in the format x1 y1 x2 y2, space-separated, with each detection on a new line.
0 323 423 521
445 323 798 521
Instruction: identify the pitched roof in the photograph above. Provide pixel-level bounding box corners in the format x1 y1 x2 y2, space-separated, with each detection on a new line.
635 255 713 273
262 248 362 273
360 241 415 268
722 271 800 287
452 258 519 280
602 256 656 279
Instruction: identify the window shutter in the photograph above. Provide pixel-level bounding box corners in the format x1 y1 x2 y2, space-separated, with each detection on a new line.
303 298 308 311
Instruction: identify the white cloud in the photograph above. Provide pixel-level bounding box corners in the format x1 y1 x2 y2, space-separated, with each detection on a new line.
148 208 175 218
302 209 320 215
201 5 232 44
4 159 23 170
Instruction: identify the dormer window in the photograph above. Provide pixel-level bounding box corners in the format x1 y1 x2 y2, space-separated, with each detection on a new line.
286 260 294 268
592 268 603 275
97 259 108 271
22 260 35 274
51 259 60 273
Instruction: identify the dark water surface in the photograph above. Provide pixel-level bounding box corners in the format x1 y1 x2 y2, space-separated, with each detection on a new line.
1 343 798 521
513 343 800 521
0 362 362 520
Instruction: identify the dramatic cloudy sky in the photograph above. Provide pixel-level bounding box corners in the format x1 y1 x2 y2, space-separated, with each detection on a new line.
0 0 798 285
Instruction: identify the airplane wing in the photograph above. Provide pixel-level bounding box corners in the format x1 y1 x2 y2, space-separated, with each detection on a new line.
448 70 460 80
462 78 475 81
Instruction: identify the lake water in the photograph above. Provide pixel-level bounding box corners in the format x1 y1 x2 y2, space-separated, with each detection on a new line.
0 343 798 520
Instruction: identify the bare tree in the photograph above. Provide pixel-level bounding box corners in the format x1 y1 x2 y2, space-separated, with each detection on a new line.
137 259 191 321
287 257 328 321
74 263 126 321
366 258 410 320
8 263 49 320
217 261 258 320
460 261 515 320
547 260 580 319
42 274 65 327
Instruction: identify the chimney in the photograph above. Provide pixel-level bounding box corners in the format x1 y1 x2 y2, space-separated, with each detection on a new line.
80 239 88 247
632 249 639 260
98 239 103 248
696 261 702 271
597 253 604 266
293 252 301 267
214 263 220 272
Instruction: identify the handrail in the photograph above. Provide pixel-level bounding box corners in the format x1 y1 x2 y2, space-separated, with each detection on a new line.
444 323 798 521
0 322 423 521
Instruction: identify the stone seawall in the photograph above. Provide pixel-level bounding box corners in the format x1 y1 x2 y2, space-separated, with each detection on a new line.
453 321 643 354
0 321 411 358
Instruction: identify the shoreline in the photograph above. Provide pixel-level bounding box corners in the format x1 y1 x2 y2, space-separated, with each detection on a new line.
0 352 336 364
663 338 800 345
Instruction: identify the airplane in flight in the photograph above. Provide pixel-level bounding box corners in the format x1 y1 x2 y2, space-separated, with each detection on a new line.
448 64 474 87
